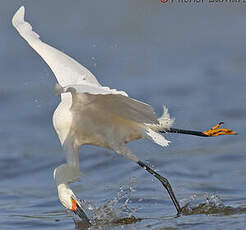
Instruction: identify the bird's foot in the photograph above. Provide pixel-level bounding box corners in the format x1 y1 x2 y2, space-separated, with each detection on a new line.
203 122 237 137
71 196 91 226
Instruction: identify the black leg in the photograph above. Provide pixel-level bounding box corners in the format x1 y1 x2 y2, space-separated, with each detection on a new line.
138 161 182 215
161 122 237 137
162 128 208 137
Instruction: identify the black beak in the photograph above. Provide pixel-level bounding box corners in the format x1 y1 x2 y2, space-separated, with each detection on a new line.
73 202 91 225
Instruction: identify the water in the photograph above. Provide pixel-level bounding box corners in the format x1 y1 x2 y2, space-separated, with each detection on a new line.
1 1 246 229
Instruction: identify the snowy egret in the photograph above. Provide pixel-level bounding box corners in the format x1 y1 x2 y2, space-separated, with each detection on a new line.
12 6 236 224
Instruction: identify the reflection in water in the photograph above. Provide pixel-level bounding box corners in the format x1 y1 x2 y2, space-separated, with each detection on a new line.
75 216 141 229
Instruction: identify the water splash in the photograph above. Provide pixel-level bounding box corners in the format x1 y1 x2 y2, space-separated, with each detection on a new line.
181 193 246 216
77 177 140 226
180 193 224 214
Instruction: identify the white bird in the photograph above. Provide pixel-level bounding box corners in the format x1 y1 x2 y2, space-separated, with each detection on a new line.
12 6 236 224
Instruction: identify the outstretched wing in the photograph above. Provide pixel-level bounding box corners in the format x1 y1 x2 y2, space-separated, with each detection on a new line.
64 86 169 146
58 85 158 124
12 6 100 87
13 6 169 147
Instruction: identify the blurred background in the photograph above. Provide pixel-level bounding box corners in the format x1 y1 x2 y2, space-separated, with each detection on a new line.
0 1 245 229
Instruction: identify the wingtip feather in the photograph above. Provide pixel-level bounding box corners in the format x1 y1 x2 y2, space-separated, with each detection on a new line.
12 6 25 28
12 6 40 42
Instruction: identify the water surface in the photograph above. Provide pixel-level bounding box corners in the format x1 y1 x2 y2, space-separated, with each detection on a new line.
1 1 245 229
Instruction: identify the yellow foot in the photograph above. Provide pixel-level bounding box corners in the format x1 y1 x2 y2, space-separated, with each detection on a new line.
203 122 237 137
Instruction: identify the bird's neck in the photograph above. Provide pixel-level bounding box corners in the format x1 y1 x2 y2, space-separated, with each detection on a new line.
54 164 80 186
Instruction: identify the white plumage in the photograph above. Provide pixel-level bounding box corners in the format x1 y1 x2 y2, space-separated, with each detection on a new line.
12 6 174 217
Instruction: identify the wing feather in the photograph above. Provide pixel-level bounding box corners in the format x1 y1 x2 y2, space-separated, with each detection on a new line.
57 84 128 97
65 87 158 125
67 89 171 146
13 7 169 147
12 6 100 87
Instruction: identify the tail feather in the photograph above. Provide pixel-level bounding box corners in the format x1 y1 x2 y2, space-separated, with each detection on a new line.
148 105 174 131
143 105 174 147
158 105 175 129
141 127 170 147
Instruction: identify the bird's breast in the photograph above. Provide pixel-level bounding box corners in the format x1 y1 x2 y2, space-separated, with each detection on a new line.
53 101 73 145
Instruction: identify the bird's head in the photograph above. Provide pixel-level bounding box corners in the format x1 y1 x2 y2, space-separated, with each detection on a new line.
70 196 90 221
57 184 89 222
